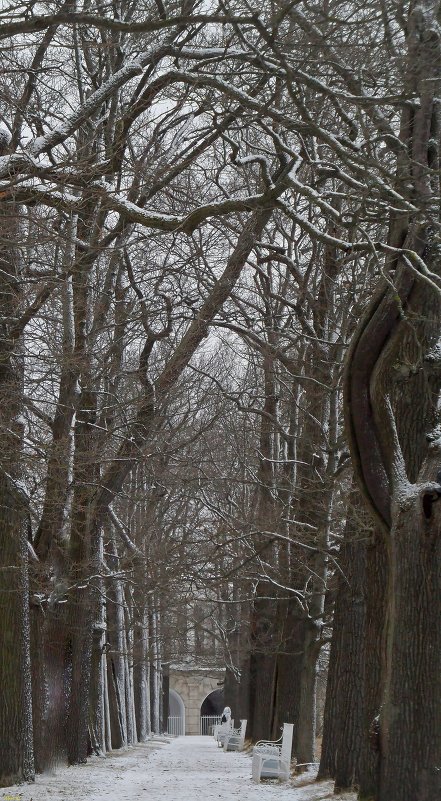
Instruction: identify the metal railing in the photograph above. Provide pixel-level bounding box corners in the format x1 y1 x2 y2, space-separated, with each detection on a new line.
167 715 185 736
200 714 222 736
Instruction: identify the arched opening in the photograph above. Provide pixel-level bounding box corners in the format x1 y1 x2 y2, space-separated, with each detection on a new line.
168 689 185 736
201 688 224 716
200 688 224 735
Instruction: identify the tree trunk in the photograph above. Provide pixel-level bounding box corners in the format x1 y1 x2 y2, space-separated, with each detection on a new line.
40 604 71 769
150 609 162 734
344 6 441 794
67 590 95 763
106 561 128 749
103 649 112 752
378 473 441 801
357 530 388 800
66 382 101 764
319 489 368 788
88 619 106 755
275 233 341 763
0 201 34 784
0 477 34 785
248 604 278 741
133 604 151 742
248 344 278 742
123 593 136 744
107 650 127 749
30 603 46 773
34 261 77 565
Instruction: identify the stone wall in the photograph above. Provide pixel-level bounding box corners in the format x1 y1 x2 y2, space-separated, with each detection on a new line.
169 666 225 735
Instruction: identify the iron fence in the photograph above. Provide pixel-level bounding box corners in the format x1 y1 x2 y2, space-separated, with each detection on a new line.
200 714 222 736
167 715 185 736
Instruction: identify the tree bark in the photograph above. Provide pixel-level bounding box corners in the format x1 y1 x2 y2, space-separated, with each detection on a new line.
133 604 152 742
0 477 34 785
248 345 278 742
319 488 369 789
378 467 441 801
344 5 441 798
30 602 46 773
357 530 388 800
0 201 34 784
248 596 278 740
150 608 162 734
106 541 129 750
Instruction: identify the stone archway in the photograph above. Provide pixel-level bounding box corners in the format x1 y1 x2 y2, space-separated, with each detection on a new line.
200 687 225 735
169 665 225 735
200 687 224 716
168 689 185 735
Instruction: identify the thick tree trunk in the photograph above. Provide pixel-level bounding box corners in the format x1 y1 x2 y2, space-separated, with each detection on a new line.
378 475 441 801
319 489 369 788
49 199 106 766
319 517 388 798
357 530 388 800
106 564 128 749
66 387 101 764
296 623 321 765
30 603 46 773
0 202 34 784
150 609 162 734
248 346 278 742
273 431 333 763
224 608 252 726
103 650 112 751
272 605 303 733
89 620 106 755
274 236 340 763
133 604 151 742
223 593 252 725
40 604 71 769
34 266 77 564
274 606 322 764
88 525 106 755
248 606 277 741
344 7 441 788
123 594 136 744
0 477 34 785
107 651 127 749
249 658 276 740
67 588 95 763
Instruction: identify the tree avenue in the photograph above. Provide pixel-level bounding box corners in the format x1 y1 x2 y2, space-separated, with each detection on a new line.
0 3 439 800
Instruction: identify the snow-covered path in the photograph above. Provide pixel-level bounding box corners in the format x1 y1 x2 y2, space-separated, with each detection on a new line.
3 737 356 801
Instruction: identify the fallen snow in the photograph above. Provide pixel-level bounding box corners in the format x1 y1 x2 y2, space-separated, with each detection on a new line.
2 736 357 801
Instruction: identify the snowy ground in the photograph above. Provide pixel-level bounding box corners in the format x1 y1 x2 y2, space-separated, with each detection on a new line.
2 737 357 801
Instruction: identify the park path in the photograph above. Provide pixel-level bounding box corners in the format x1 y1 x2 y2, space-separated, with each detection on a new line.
2 736 355 801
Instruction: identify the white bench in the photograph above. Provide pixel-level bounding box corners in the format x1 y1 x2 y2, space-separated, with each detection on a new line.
223 719 247 751
214 720 233 747
251 722 294 782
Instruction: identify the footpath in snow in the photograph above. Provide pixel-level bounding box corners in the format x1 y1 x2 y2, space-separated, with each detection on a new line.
2 736 356 801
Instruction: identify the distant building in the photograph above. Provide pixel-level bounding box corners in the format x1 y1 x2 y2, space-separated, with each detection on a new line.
168 661 225 735
163 597 227 735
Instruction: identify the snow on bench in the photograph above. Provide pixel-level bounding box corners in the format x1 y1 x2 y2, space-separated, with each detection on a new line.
214 719 233 747
223 719 247 752
251 722 294 782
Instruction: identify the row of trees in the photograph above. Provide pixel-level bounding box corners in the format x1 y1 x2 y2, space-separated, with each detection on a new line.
0 2 440 800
